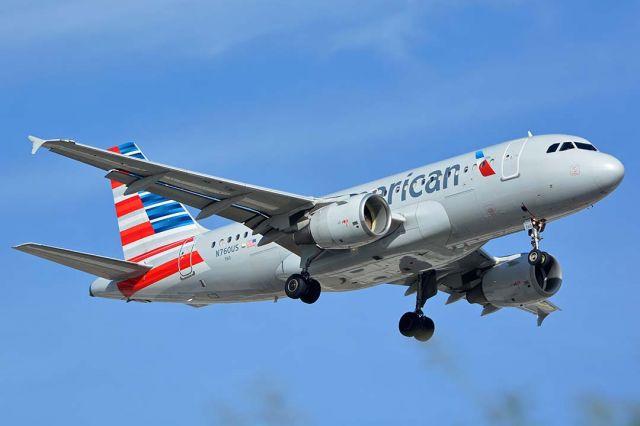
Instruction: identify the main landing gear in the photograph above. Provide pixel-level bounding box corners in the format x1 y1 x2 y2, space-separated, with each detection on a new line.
399 271 437 342
285 273 321 304
526 218 551 267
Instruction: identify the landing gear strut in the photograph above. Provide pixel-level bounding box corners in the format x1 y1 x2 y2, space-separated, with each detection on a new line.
285 273 321 304
398 271 437 342
526 218 550 266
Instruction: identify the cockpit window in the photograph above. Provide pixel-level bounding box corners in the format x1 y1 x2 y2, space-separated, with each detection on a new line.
559 142 575 152
546 143 560 153
575 142 598 151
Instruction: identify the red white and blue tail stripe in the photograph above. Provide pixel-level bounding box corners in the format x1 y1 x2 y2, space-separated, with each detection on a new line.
107 142 205 262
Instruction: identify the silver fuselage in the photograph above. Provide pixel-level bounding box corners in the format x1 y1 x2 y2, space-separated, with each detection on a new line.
90 134 624 303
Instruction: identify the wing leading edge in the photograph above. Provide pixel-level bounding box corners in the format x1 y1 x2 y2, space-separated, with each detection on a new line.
28 136 317 253
14 243 151 280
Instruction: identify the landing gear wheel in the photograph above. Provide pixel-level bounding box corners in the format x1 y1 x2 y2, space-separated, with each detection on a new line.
399 312 420 337
300 279 321 304
525 217 547 265
540 251 551 268
398 313 435 341
528 249 543 265
413 316 435 342
398 271 438 342
285 274 308 299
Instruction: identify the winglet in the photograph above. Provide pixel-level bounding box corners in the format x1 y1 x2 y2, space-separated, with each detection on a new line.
28 135 47 155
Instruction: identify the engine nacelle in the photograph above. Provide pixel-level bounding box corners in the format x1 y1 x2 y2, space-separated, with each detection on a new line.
295 193 392 249
466 253 562 307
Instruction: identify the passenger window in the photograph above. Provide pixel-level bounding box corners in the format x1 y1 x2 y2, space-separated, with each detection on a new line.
575 142 597 151
559 142 575 152
219 239 224 246
211 241 216 248
546 143 559 153
227 236 232 243
244 232 248 238
236 234 240 240
464 166 468 173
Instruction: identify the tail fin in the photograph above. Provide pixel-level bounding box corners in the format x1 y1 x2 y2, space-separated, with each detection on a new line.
107 142 206 262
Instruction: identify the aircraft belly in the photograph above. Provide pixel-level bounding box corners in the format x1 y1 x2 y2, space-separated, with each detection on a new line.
315 246 477 291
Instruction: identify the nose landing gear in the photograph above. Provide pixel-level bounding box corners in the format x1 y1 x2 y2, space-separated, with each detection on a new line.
398 270 437 342
526 218 550 266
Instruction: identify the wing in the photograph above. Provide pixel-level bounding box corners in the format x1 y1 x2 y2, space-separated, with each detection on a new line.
393 248 495 294
28 136 317 253
14 243 152 280
396 248 560 326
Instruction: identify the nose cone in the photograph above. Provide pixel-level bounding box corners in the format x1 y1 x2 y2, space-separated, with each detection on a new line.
596 154 624 192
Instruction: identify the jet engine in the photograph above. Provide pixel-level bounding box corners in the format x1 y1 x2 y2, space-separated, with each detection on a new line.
466 253 562 307
294 193 392 249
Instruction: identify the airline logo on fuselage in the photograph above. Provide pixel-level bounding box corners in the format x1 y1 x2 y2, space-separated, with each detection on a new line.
372 164 461 205
476 151 496 177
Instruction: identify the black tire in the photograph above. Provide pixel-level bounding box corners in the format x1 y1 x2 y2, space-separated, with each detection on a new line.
414 316 435 342
300 279 321 304
528 249 543 265
540 251 552 268
399 312 420 337
285 274 308 299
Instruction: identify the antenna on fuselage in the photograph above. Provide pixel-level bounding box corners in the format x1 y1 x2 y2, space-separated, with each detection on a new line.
527 130 533 138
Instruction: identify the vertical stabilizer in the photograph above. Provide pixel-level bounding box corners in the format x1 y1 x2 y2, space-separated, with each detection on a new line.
107 142 206 262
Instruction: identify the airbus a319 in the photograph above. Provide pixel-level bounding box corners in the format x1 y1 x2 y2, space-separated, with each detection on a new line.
15 133 623 341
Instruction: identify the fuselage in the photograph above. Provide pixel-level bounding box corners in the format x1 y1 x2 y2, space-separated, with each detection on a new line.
90 134 624 304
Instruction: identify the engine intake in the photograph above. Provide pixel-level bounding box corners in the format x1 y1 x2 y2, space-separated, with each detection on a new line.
466 253 562 307
295 193 392 249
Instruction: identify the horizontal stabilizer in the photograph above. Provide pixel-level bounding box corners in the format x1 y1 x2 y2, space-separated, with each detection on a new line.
13 243 151 280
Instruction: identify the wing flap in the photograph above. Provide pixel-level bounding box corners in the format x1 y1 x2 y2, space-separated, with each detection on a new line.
518 300 561 326
14 243 152 280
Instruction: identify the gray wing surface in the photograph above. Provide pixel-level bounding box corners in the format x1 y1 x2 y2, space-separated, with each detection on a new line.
14 243 151 280
29 137 316 253
395 248 560 325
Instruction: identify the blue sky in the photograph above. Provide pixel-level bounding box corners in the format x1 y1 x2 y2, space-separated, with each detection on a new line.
1 1 639 424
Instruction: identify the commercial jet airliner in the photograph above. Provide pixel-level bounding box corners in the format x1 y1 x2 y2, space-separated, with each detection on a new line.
15 133 623 341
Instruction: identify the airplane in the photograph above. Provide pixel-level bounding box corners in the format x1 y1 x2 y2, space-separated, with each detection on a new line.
14 133 624 342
